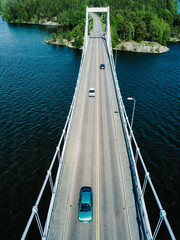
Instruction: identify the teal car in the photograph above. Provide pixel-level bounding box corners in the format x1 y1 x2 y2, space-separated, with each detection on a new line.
78 186 93 222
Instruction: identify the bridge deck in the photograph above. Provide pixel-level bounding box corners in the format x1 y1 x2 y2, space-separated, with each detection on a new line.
48 14 140 240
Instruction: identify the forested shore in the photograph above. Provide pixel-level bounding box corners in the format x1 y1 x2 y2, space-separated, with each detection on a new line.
0 0 179 50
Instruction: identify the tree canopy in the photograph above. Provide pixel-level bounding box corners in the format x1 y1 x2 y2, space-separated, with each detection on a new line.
0 0 179 48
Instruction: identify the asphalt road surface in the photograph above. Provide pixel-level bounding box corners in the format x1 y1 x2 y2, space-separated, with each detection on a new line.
48 13 140 240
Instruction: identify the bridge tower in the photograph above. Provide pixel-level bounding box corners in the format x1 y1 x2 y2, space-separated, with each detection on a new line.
84 6 111 51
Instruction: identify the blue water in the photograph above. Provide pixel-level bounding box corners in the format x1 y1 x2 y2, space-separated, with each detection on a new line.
178 2 180 14
0 15 180 239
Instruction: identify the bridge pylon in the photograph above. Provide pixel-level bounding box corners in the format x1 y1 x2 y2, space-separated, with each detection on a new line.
84 6 111 51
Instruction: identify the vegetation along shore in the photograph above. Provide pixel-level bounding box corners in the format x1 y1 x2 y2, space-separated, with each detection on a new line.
0 0 179 53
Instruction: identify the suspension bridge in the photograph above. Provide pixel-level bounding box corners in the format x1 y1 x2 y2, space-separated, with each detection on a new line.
21 7 176 240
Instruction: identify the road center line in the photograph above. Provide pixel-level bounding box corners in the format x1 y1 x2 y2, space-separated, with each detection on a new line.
96 36 100 240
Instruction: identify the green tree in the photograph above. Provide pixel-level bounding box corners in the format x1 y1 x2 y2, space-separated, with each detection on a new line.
112 12 123 29
161 20 171 44
149 18 163 43
158 8 173 26
51 33 57 42
57 11 69 27
135 21 147 42
118 20 135 41
172 14 180 37
34 14 39 23
72 25 84 48
111 26 119 48
66 31 73 41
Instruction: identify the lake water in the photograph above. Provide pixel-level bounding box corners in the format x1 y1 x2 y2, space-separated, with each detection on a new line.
0 15 179 239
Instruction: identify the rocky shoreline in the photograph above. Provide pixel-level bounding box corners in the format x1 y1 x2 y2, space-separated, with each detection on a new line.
169 37 180 42
37 20 59 26
45 39 74 48
115 41 169 54
11 19 60 26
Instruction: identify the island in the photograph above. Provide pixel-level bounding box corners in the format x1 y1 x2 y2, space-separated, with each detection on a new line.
0 0 179 53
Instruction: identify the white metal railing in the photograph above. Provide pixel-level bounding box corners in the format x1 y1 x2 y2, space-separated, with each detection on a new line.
21 34 89 240
104 23 176 240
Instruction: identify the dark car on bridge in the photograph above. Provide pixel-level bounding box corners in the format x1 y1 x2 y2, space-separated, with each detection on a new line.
78 186 93 223
100 64 105 69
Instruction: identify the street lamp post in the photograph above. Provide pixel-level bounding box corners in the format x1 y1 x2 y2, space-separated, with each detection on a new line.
127 97 136 134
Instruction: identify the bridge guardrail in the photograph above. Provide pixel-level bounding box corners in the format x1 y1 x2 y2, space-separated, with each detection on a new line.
105 31 176 240
21 38 89 240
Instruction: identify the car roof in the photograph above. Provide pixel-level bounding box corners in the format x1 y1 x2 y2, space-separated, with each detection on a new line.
80 186 92 204
89 88 95 91
81 191 91 204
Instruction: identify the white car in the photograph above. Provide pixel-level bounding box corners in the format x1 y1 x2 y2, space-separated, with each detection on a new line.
88 88 95 97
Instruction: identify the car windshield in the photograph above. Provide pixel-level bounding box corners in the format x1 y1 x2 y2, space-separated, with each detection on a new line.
89 90 94 93
80 203 91 212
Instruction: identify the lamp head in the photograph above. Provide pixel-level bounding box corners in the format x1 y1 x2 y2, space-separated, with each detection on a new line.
127 97 133 100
